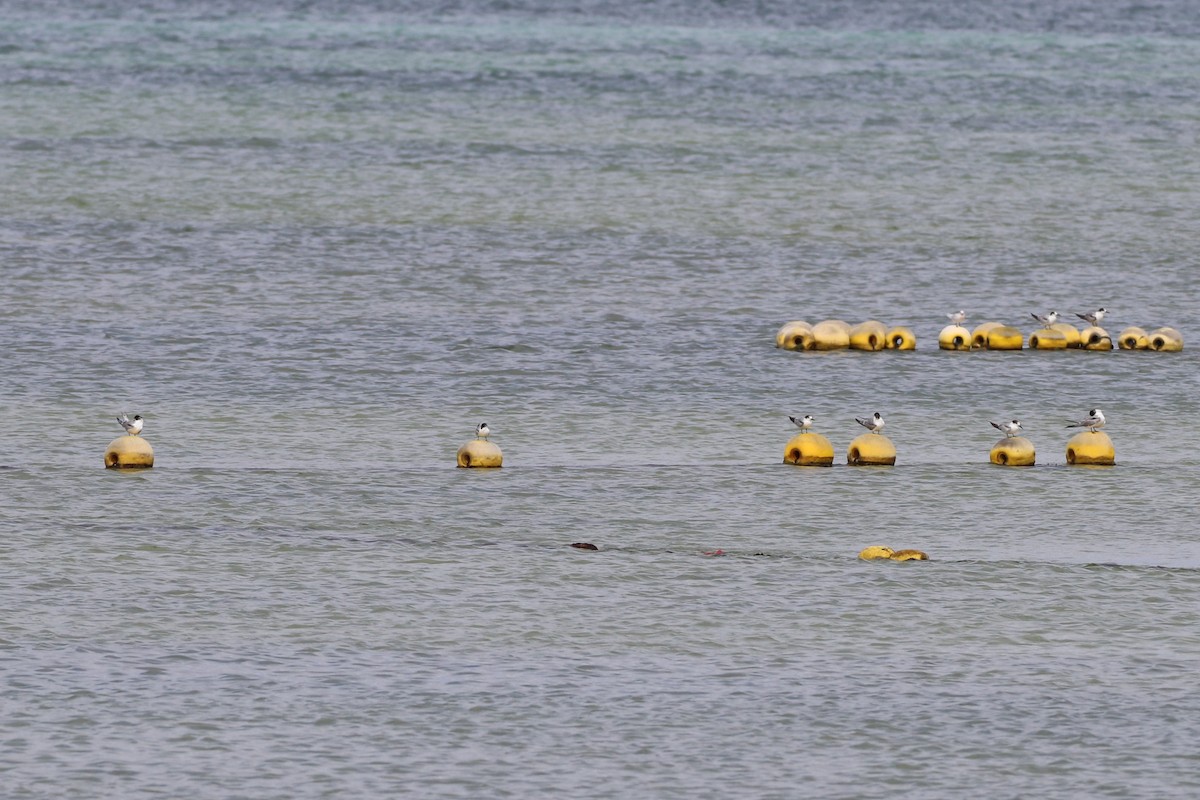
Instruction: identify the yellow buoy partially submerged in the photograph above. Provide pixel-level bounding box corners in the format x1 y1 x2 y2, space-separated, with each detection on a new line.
811 319 851 350
938 324 971 351
105 435 154 469
985 325 1024 350
859 546 929 561
1079 326 1112 351
1148 327 1184 352
775 320 814 351
783 432 835 467
858 545 894 560
457 439 503 468
1118 326 1149 350
989 436 1036 466
1066 430 1115 466
1028 327 1069 350
849 320 887 351
885 326 917 350
847 433 896 466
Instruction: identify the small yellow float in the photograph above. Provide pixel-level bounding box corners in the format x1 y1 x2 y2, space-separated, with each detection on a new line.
1079 326 1113 351
847 433 896 466
885 326 917 350
986 325 1024 350
104 435 154 469
811 319 851 350
1066 430 1114 466
457 438 503 468
989 436 1035 466
783 432 835 467
938 324 971 351
1028 327 1069 350
858 546 929 561
849 320 888 351
1148 327 1183 352
1118 326 1149 350
775 320 814 351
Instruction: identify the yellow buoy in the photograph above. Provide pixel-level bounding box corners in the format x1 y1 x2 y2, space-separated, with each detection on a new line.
971 321 1002 349
104 435 154 469
1049 322 1082 348
783 432 835 467
1028 327 1069 350
1079 326 1112 351
847 433 896 466
457 439 503 468
885 326 916 350
1148 327 1183 352
859 545 928 561
1118 326 1148 350
938 324 971 351
1066 430 1115 466
849 320 887 351
986 325 1024 350
811 320 851 350
859 545 895 560
989 435 1036 466
775 320 814 351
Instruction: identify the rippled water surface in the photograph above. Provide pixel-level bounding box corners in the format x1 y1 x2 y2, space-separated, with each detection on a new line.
4 1 1200 797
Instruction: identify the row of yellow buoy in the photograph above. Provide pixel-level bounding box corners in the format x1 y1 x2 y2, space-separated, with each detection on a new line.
784 428 1115 467
940 322 1183 351
104 419 1110 472
987 430 1115 466
776 319 916 351
108 435 508 470
776 319 1183 352
1115 325 1184 351
783 430 897 466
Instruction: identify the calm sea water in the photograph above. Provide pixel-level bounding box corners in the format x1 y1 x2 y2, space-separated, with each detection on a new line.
3 2 1200 797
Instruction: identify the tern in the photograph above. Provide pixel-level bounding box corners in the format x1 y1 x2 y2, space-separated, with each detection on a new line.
475 422 491 440
990 419 1023 438
1031 311 1060 326
1076 308 1107 325
1065 409 1106 433
947 310 967 326
855 412 885 434
116 413 143 436
788 414 815 433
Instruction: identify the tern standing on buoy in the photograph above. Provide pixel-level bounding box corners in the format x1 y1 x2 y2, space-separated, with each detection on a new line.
990 419 1023 438
117 413 144 436
475 422 491 441
788 414 815 433
855 412 885 434
1066 409 1106 433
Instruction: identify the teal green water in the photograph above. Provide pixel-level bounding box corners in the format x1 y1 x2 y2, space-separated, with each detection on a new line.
3 4 1200 798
